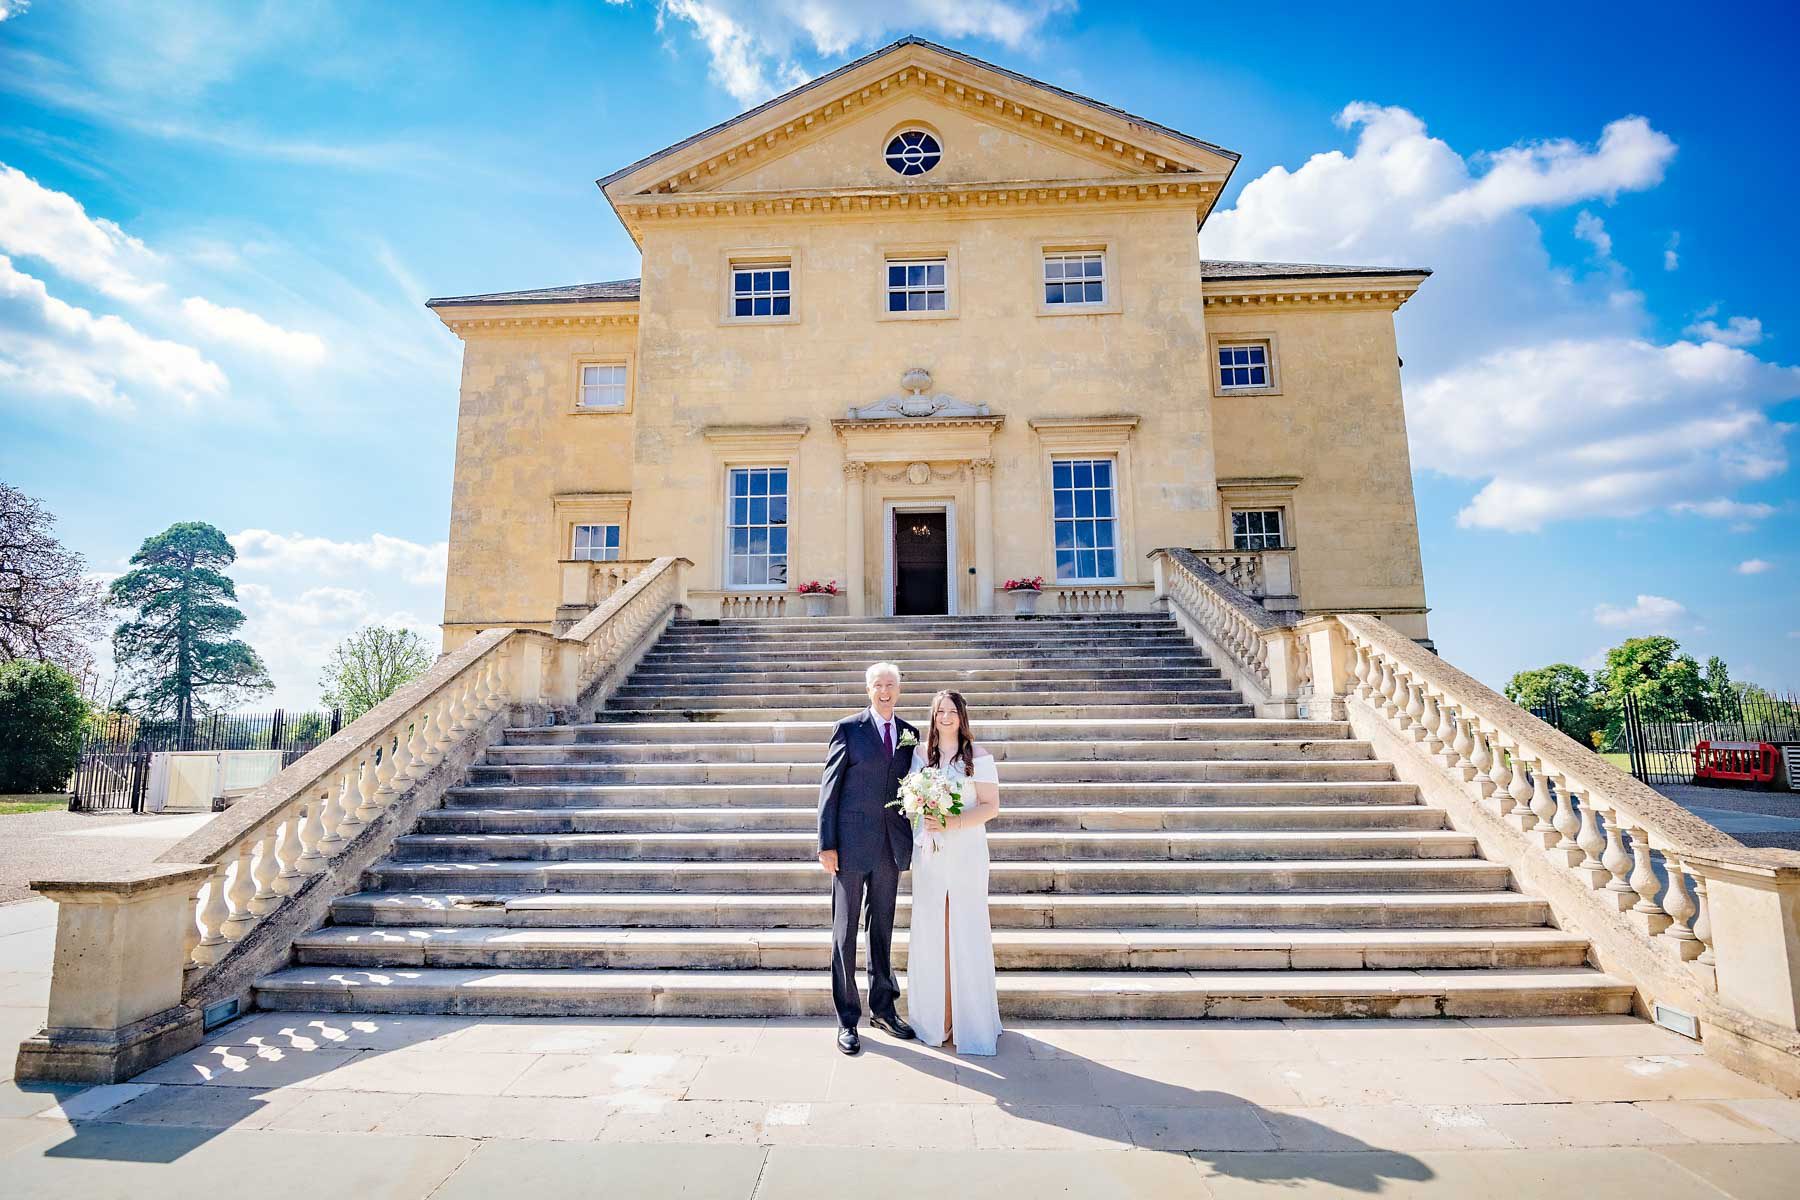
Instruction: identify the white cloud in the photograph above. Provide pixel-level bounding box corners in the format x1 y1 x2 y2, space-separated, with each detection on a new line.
0 1 29 22
1423 115 1675 227
1573 210 1611 259
1685 314 1764 347
1594 594 1687 629
1737 559 1773 575
1671 498 1778 521
236 582 441 709
231 529 449 588
0 162 163 302
0 254 225 409
179 296 326 364
1664 232 1680 271
1201 103 1798 533
653 0 1073 106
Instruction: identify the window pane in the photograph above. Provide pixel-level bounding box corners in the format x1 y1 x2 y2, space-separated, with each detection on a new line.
731 528 750 554
1094 519 1116 548
769 497 787 524
1077 550 1097 578
1095 488 1113 518
888 265 905 287
927 264 944 285
772 270 789 290
1073 460 1092 489
771 469 787 493
748 497 766 525
1093 460 1112 486
1053 460 1072 488
770 527 787 554
1076 520 1096 550
888 291 907 312
1053 491 1073 519
907 291 925 311
1085 257 1104 278
1045 260 1064 280
1054 521 1074 549
750 471 768 496
1045 284 1061 304
734 271 752 292
1085 281 1103 302
907 265 925 287
735 298 752 316
1097 548 1116 578
772 296 790 316
927 291 945 310
1231 512 1247 535
1074 489 1094 518
1056 548 1077 579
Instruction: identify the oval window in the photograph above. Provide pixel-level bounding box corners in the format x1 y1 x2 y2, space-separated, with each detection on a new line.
884 130 941 177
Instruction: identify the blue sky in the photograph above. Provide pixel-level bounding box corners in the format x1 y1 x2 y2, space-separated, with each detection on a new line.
1 0 1795 706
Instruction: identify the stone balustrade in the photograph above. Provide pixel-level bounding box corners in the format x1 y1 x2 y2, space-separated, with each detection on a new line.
1150 556 1800 1091
17 556 692 1084
1192 547 1297 614
559 557 657 609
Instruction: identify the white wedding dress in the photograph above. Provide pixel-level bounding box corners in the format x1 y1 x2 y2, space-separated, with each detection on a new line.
905 745 1003 1055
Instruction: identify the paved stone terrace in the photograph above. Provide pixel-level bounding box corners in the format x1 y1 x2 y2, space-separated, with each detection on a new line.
5 900 1800 1199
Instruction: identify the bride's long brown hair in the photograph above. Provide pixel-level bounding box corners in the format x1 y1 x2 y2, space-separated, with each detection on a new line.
925 690 976 776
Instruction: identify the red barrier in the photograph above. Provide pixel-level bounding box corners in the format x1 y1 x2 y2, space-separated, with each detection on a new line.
1693 740 1779 784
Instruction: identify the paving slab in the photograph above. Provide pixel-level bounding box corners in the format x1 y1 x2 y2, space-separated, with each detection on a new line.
1650 1144 1800 1200
754 1146 1204 1198
430 1139 767 1200
0 1124 476 1200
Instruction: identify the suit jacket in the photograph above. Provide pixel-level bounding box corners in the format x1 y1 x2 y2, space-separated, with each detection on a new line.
817 707 917 872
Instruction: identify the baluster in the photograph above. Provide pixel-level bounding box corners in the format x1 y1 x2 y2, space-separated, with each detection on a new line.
220 842 258 940
1661 856 1701 958
192 863 231 965
1402 676 1427 741
1450 710 1476 781
1433 695 1459 767
1550 772 1583 862
1626 827 1671 934
1692 877 1716 967
1575 787 1608 887
181 883 203 972
387 721 415 804
1468 725 1496 801
1418 689 1444 755
1379 659 1401 718
320 768 356 850
433 695 457 751
374 724 406 808
1351 644 1372 701
1599 809 1636 908
448 677 471 735
1491 735 1519 815
1515 756 1549 832
352 751 382 825
406 710 434 782
1508 744 1535 823
248 826 283 915
274 807 306 894
296 789 328 873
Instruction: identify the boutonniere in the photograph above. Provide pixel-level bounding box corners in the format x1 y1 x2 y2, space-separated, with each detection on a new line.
897 728 918 749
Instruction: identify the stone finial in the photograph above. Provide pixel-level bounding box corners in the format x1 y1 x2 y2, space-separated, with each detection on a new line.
845 368 992 421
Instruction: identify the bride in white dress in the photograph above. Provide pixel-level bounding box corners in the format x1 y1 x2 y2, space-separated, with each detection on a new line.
905 689 1003 1055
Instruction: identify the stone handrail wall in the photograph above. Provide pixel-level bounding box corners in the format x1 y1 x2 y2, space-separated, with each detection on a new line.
19 557 691 1083
560 558 658 609
1193 550 1267 595
1149 548 1311 716
1335 612 1800 1090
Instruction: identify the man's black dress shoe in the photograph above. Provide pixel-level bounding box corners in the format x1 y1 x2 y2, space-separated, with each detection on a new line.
869 1013 916 1040
836 1027 861 1055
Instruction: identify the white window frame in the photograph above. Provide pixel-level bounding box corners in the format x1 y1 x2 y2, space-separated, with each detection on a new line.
1208 331 1283 396
576 362 628 411
1050 456 1122 584
723 253 797 325
884 256 949 315
1230 508 1286 551
571 523 623 561
1036 242 1120 317
1043 250 1107 307
725 465 790 590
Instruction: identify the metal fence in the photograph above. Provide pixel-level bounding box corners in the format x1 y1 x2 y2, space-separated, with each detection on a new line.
68 708 343 813
1619 690 1800 787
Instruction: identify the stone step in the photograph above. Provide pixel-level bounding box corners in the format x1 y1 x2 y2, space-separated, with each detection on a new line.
330 889 1556 930
592 703 1257 722
386 829 1479 864
462 760 1395 786
416 803 1446 836
445 781 1420 809
293 925 1594 972
253 964 1635 1019
671 615 1175 632
636 645 1205 667
503 718 1356 745
627 665 1225 685
364 857 1515 894
607 688 1240 711
484 739 1379 765
653 626 1192 645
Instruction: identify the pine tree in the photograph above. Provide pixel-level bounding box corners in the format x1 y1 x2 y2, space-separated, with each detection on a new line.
109 523 271 727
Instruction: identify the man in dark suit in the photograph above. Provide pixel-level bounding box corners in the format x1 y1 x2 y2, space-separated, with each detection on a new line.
817 661 919 1055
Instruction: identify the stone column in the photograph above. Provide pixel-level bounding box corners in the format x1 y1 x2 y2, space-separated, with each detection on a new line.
972 458 995 614
15 863 216 1084
844 461 867 616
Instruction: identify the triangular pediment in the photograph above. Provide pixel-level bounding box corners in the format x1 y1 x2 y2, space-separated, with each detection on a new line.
600 38 1237 205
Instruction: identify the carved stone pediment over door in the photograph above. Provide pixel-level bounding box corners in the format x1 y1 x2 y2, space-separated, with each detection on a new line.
845 368 992 422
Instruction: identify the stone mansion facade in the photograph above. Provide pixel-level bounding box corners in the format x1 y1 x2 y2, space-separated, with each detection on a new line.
429 37 1432 647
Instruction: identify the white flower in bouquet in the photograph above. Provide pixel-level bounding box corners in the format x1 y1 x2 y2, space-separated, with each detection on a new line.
889 765 966 830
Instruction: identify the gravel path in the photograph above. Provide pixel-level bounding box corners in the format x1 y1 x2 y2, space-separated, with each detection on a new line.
0 809 216 905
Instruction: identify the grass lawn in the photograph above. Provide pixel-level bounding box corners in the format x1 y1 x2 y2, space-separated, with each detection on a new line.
1599 752 1632 773
0 794 67 815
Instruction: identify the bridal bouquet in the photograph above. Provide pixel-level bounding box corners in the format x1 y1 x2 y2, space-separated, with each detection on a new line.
889 766 965 842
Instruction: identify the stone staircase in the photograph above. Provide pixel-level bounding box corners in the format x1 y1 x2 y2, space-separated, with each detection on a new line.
254 613 1632 1019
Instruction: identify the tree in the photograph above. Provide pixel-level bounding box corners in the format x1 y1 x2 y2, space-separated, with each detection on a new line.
1503 663 1602 746
1701 655 1737 721
319 625 434 720
0 482 108 678
109 523 271 726
1594 635 1707 744
0 659 86 793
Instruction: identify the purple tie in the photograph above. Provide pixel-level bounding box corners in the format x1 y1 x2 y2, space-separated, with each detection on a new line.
883 721 893 757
